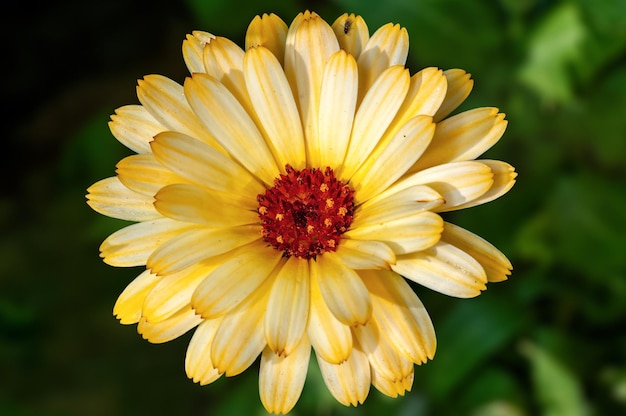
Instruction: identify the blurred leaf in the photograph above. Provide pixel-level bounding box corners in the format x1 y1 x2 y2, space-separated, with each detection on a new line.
520 342 589 416
419 295 524 400
518 2 586 103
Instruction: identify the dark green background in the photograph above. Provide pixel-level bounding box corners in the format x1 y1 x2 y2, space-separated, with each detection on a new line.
3 0 626 414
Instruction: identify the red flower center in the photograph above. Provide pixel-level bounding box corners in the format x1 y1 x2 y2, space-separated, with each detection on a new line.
257 165 355 259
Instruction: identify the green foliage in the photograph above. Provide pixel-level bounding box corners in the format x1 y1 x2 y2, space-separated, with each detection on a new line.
4 0 626 415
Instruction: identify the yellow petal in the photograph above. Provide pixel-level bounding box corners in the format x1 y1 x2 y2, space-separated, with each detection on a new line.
351 115 435 202
291 12 340 167
317 344 370 407
352 317 414 383
184 73 279 186
341 65 410 180
142 260 220 323
113 269 160 324
154 183 258 227
265 256 310 356
317 50 358 169
191 242 283 319
147 225 261 275
442 221 513 282
331 13 369 58
359 270 436 363
136 75 217 146
244 46 306 171
86 176 160 221
434 69 474 122
307 266 353 364
357 23 408 100
202 36 250 110
150 131 263 203
137 306 201 344
353 185 444 228
185 318 224 385
377 161 494 212
100 218 193 267
259 337 311 415
311 253 372 326
412 107 508 172
108 105 164 154
334 238 396 270
371 365 414 398
345 211 443 255
210 272 274 376
182 31 215 74
392 241 488 297
450 160 517 210
245 13 288 66
116 153 182 196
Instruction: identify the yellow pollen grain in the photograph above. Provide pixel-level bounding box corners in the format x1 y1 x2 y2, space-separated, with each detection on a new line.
276 235 284 244
338 207 347 216
259 207 268 215
307 225 314 234
326 198 334 208
320 183 329 192
324 218 332 227
327 239 336 248
275 213 284 221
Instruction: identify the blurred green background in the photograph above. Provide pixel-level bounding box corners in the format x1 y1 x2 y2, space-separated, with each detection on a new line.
3 0 626 415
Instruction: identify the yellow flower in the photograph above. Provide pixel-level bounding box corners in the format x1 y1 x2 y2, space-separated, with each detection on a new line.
87 11 516 414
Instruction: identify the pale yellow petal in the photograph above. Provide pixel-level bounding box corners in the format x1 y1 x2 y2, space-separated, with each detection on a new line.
150 131 263 203
292 12 340 167
244 46 306 171
142 260 220 323
434 69 474 122
136 75 216 146
113 269 160 324
191 242 283 319
442 221 512 282
259 337 311 415
376 161 494 213
331 13 369 58
108 105 164 154
210 273 274 376
311 253 372 326
283 11 308 99
371 365 414 398
317 344 370 407
184 73 279 185
147 225 261 275
100 218 193 267
86 176 160 221
334 238 396 270
154 183 258 227
412 107 508 172
116 153 182 196
345 211 443 255
317 50 358 169
202 36 250 109
359 270 436 363
307 266 353 364
137 306 201 344
357 23 408 100
351 115 435 203
352 318 414 383
450 160 517 210
392 241 488 297
182 31 216 74
245 13 288 66
265 256 309 356
341 65 410 180
353 185 444 229
185 318 223 385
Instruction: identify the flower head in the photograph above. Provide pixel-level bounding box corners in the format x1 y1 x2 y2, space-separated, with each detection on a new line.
87 11 516 414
